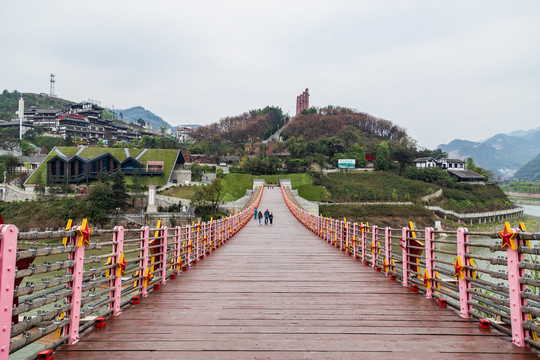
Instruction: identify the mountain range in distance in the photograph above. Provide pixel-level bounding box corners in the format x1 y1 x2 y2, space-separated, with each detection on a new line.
113 106 176 131
437 126 540 180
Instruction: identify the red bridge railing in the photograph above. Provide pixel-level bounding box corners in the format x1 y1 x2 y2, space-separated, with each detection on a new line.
0 186 262 360
281 184 540 349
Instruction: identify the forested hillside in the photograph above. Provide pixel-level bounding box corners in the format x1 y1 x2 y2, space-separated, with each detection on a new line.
282 106 406 142
191 106 288 154
114 106 175 131
0 90 73 120
514 152 540 181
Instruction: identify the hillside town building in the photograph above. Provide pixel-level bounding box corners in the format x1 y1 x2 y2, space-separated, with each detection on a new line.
22 102 150 143
413 157 485 182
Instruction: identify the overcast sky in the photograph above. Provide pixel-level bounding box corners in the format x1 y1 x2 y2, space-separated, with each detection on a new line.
1 1 539 149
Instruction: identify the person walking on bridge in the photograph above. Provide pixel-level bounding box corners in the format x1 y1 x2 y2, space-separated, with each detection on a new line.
269 212 273 225
254 208 258 220
264 209 270 225
257 210 263 225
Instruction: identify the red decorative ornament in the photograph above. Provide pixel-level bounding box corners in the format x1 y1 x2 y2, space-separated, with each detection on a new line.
453 257 465 279
76 219 93 246
423 270 431 289
497 222 517 251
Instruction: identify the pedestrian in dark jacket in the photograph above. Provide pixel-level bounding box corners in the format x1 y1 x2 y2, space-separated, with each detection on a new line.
264 209 269 225
269 212 273 225
257 210 263 225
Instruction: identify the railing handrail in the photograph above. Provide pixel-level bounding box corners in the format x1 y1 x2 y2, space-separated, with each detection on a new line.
0 187 264 359
280 184 540 350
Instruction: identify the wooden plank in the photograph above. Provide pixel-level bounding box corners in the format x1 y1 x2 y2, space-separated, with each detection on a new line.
53 188 540 359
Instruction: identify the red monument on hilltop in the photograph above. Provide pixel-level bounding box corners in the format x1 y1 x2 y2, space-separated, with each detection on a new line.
295 88 310 116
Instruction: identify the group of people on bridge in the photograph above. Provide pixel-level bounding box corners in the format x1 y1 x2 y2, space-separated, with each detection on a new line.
254 208 273 225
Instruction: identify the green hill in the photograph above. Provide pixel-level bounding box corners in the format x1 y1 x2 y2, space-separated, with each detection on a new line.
311 172 512 213
0 90 73 120
514 152 540 181
114 106 175 131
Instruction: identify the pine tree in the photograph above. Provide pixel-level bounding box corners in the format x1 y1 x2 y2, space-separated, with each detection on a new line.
110 171 130 210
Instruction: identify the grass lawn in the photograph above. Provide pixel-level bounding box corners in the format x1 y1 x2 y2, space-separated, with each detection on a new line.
159 186 200 199
319 204 436 229
322 172 437 202
218 173 314 202
261 173 312 188
221 173 254 201
297 184 329 201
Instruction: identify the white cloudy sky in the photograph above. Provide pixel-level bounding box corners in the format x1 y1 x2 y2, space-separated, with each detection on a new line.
1 1 539 148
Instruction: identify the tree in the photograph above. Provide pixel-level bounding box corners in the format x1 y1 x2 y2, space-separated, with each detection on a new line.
137 118 146 127
466 157 491 180
314 153 327 175
191 178 224 212
110 171 130 209
190 163 202 182
131 174 144 195
375 141 390 171
85 182 114 225
391 143 416 176
20 141 34 156
0 154 19 173
216 168 224 179
64 134 74 146
35 182 47 200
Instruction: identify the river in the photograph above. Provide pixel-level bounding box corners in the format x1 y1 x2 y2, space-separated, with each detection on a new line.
520 204 540 218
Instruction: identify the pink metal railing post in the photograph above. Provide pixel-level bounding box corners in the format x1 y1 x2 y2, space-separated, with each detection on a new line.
339 221 343 250
353 223 358 258
0 225 18 359
161 226 168 284
456 227 471 318
424 227 434 299
187 224 192 267
361 224 366 263
196 224 200 261
175 226 181 273
372 226 378 268
385 227 391 276
346 221 350 253
67 227 87 344
141 226 150 297
507 230 527 346
112 226 124 316
401 227 408 286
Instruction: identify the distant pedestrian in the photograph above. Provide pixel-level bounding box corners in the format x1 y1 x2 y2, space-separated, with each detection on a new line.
269 212 273 225
258 211 263 225
254 208 258 220
264 209 269 225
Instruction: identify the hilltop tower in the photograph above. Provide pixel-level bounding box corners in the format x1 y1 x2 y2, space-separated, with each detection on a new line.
49 73 56 97
295 88 310 116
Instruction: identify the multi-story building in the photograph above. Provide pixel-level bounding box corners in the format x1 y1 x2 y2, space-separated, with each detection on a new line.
176 125 194 143
23 102 148 144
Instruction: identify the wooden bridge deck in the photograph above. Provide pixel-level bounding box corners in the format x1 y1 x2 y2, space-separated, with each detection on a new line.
54 188 539 359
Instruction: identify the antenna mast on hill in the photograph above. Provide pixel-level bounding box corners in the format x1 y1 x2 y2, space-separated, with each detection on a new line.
49 73 56 97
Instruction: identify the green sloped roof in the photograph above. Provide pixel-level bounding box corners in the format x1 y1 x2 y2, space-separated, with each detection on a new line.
25 146 181 186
